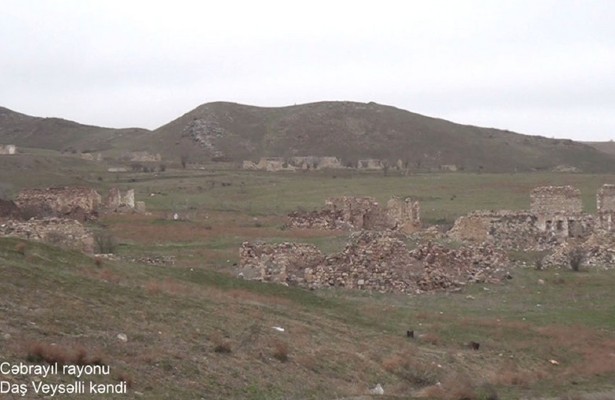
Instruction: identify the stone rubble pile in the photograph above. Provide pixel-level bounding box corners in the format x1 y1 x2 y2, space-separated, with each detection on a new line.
239 231 510 294
541 234 615 270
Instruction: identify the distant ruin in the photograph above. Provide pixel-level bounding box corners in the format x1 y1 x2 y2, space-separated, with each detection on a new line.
80 152 103 161
0 144 16 155
243 156 344 171
288 196 420 233
121 151 162 162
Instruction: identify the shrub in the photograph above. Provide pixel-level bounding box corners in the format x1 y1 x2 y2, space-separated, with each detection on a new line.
568 247 584 272
272 340 289 362
211 334 232 354
24 342 105 367
15 242 27 255
94 230 117 254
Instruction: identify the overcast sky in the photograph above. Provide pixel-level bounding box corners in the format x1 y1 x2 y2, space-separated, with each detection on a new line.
1 0 614 141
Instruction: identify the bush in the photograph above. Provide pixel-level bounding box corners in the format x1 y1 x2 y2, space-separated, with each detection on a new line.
272 340 289 362
94 230 117 254
568 247 584 272
15 242 27 255
211 334 232 354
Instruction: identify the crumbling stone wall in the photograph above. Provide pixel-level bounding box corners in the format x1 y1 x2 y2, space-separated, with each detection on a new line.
530 186 582 214
16 187 102 221
0 145 16 155
239 231 510 294
80 152 102 161
289 196 419 232
386 197 421 233
357 159 384 170
239 242 324 283
597 184 615 212
289 156 343 170
0 217 95 253
106 188 137 211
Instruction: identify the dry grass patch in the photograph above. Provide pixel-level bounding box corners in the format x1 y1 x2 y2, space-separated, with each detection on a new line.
381 349 441 386
271 339 290 362
144 277 192 296
24 341 105 366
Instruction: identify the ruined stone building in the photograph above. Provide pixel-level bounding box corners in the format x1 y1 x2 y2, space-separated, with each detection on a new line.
357 159 384 170
530 186 587 237
14 186 146 221
121 151 162 162
288 196 421 232
16 187 103 221
449 185 615 251
243 156 345 171
0 144 16 155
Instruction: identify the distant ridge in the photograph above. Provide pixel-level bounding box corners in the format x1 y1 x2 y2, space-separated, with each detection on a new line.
1 102 614 172
146 101 615 172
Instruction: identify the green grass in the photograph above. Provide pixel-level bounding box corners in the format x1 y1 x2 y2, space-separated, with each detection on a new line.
3 166 615 399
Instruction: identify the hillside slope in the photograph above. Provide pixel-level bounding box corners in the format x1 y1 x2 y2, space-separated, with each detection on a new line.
0 107 150 153
148 101 615 172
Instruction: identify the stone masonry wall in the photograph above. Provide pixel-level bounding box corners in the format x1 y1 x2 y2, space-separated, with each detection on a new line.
597 184 615 212
0 145 16 155
288 196 419 232
16 187 102 221
0 217 95 253
530 185 582 214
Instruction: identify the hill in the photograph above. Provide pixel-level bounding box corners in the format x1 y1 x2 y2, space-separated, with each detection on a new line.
0 106 150 154
2 102 614 172
585 141 615 156
148 101 615 172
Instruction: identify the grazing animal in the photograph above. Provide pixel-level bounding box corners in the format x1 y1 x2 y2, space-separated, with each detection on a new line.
406 330 414 339
469 341 480 350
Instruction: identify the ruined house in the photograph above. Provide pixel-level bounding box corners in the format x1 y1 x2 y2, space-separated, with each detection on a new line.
449 185 615 255
289 196 420 232
80 152 103 161
243 157 295 172
529 186 585 237
0 144 16 155
288 156 343 170
15 187 102 221
386 197 421 233
0 217 95 253
357 159 384 170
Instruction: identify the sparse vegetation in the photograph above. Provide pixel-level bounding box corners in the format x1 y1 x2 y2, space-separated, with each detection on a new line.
568 246 585 271
93 229 117 253
14 241 26 255
271 340 289 362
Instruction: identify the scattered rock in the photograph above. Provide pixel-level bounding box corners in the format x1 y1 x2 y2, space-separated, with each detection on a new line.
117 333 128 342
369 383 384 395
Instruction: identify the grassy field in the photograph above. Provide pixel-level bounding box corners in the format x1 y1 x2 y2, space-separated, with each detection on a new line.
1 156 615 399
